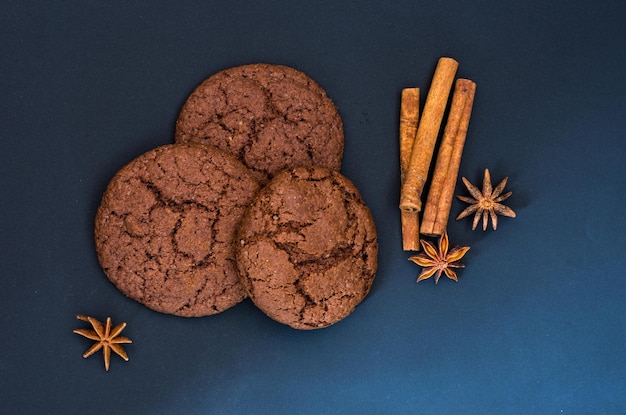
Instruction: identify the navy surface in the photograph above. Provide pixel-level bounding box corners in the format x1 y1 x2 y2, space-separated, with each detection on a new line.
1 1 625 413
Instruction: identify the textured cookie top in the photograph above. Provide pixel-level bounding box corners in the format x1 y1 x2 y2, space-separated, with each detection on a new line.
236 166 378 329
94 144 260 317
175 63 344 184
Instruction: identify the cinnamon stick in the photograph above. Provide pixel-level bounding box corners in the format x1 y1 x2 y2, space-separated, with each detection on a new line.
399 57 458 213
399 88 420 251
420 78 476 236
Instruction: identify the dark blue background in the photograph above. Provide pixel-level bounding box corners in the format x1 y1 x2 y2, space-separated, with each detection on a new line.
1 1 625 413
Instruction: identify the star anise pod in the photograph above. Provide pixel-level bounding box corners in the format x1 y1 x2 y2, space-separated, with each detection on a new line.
409 231 470 283
456 168 516 231
73 315 132 371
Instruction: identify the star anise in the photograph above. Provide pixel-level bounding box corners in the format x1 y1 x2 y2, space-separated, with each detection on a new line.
456 168 516 231
73 315 132 371
409 231 470 283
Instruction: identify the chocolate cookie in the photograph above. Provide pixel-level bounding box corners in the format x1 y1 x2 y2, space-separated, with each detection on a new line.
236 166 378 329
94 144 260 317
175 63 344 184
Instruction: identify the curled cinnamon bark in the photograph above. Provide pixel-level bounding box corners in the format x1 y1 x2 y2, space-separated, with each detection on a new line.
399 88 420 250
421 78 476 236
399 57 458 213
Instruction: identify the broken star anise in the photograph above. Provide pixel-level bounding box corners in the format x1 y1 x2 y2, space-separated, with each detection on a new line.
409 231 470 283
456 168 516 231
73 315 132 371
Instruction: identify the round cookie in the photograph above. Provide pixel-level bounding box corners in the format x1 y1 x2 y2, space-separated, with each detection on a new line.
236 166 378 329
94 143 261 317
175 63 344 184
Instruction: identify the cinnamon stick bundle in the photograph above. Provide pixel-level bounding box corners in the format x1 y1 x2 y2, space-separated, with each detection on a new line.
399 88 420 251
420 78 476 236
399 57 458 213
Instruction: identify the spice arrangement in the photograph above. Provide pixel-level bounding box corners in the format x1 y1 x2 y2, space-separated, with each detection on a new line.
399 57 516 282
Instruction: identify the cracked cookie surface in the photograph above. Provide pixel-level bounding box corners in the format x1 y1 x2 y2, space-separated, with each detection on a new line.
95 144 260 317
236 166 378 329
175 63 344 184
